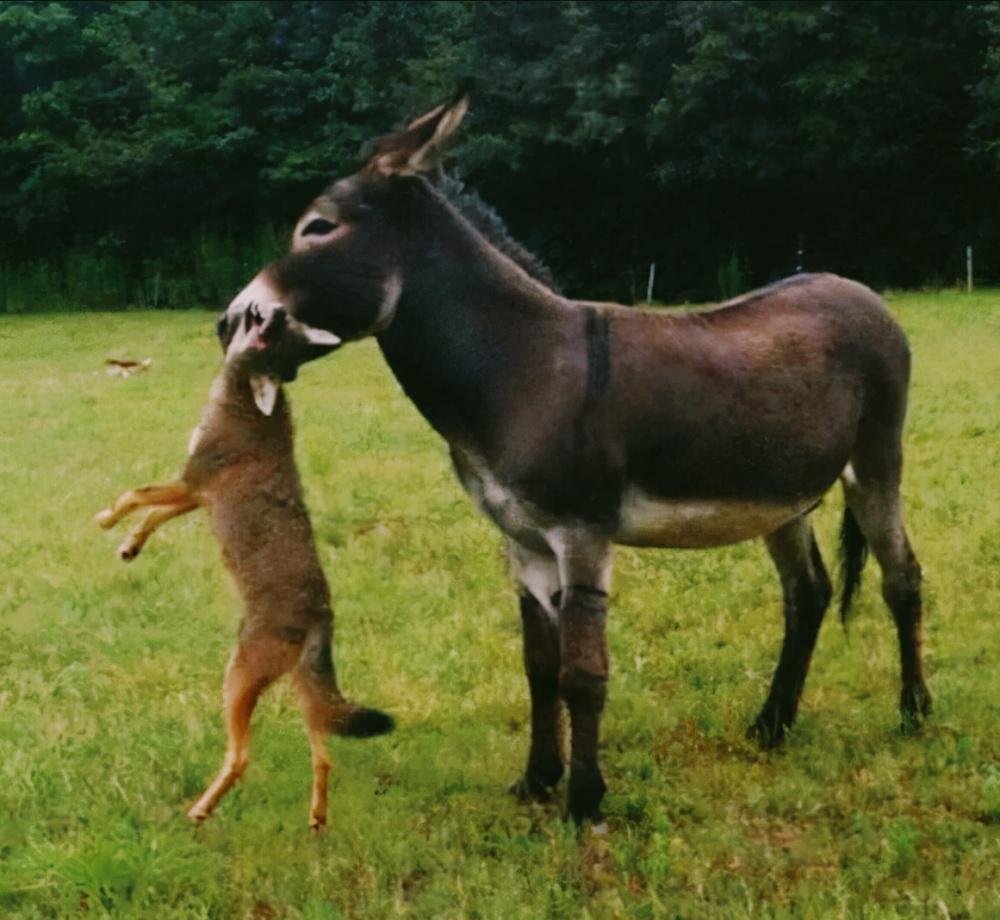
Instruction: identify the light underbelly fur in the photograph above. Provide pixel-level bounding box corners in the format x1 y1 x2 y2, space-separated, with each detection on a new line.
456 447 824 553
614 487 819 548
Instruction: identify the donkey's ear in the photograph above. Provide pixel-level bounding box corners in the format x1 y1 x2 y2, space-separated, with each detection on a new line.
369 83 470 177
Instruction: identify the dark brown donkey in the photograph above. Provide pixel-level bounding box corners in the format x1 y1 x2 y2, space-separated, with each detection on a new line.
218 90 930 822
97 303 393 829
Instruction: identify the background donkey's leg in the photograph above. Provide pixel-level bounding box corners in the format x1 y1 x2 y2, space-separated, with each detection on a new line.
507 542 564 801
842 473 931 728
751 516 832 747
549 530 614 823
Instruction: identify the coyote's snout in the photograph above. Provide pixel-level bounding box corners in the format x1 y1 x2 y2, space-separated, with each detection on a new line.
97 304 392 829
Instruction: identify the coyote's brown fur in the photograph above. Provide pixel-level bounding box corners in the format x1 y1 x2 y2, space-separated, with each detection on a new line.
97 304 392 829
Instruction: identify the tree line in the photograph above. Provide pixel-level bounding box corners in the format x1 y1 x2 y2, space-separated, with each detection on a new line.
3 0 1000 310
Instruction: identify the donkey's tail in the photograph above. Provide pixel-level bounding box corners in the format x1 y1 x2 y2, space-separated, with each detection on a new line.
838 505 869 623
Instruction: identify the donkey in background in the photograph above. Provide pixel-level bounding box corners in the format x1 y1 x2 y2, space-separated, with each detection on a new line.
97 303 393 830
219 90 931 822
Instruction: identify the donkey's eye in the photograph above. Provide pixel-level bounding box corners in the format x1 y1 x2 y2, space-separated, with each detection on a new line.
301 218 337 236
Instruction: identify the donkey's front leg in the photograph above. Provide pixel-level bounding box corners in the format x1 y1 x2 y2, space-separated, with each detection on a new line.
508 543 564 801
514 592 564 799
551 531 614 823
560 586 609 822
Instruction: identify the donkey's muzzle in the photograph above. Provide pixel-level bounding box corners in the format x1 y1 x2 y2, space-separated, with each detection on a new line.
249 301 287 346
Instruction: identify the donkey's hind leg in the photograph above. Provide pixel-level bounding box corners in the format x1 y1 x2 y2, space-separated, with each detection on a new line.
507 543 565 802
187 631 298 823
842 469 931 728
750 515 832 747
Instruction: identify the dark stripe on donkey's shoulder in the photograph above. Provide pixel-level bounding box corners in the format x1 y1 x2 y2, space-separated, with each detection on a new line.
583 307 611 409
553 306 619 530
573 306 612 455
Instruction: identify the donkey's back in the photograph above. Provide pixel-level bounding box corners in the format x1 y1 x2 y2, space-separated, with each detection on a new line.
589 273 912 547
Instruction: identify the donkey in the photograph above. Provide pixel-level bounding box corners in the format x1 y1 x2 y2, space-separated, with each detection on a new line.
218 90 930 822
97 302 394 830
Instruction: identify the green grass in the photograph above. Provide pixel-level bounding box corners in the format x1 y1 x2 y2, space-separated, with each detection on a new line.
2 293 1000 919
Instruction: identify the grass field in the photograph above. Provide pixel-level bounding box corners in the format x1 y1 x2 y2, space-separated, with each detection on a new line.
1 292 1000 919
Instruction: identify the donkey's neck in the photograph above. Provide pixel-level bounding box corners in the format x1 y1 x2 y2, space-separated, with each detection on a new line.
375 236 571 459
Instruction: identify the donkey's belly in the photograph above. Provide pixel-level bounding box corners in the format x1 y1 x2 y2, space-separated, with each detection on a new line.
615 487 820 548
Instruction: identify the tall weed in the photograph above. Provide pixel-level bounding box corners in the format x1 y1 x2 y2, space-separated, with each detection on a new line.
717 252 750 300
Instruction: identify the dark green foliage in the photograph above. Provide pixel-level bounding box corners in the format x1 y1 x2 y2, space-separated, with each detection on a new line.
3 1 1000 307
716 252 749 300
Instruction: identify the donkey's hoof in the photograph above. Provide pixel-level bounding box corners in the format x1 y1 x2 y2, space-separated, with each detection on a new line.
509 770 558 803
509 775 552 803
510 754 564 802
567 759 606 824
900 682 932 733
748 708 791 750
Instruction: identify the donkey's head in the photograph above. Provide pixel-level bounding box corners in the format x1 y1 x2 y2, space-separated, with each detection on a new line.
219 87 469 347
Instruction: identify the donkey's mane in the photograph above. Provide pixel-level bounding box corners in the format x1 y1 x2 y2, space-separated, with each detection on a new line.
438 175 559 292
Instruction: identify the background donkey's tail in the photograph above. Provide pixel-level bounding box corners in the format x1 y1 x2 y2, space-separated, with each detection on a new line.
838 505 869 623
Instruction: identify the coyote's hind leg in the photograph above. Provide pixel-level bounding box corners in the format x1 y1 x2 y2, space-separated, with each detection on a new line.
187 632 300 824
292 629 394 830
